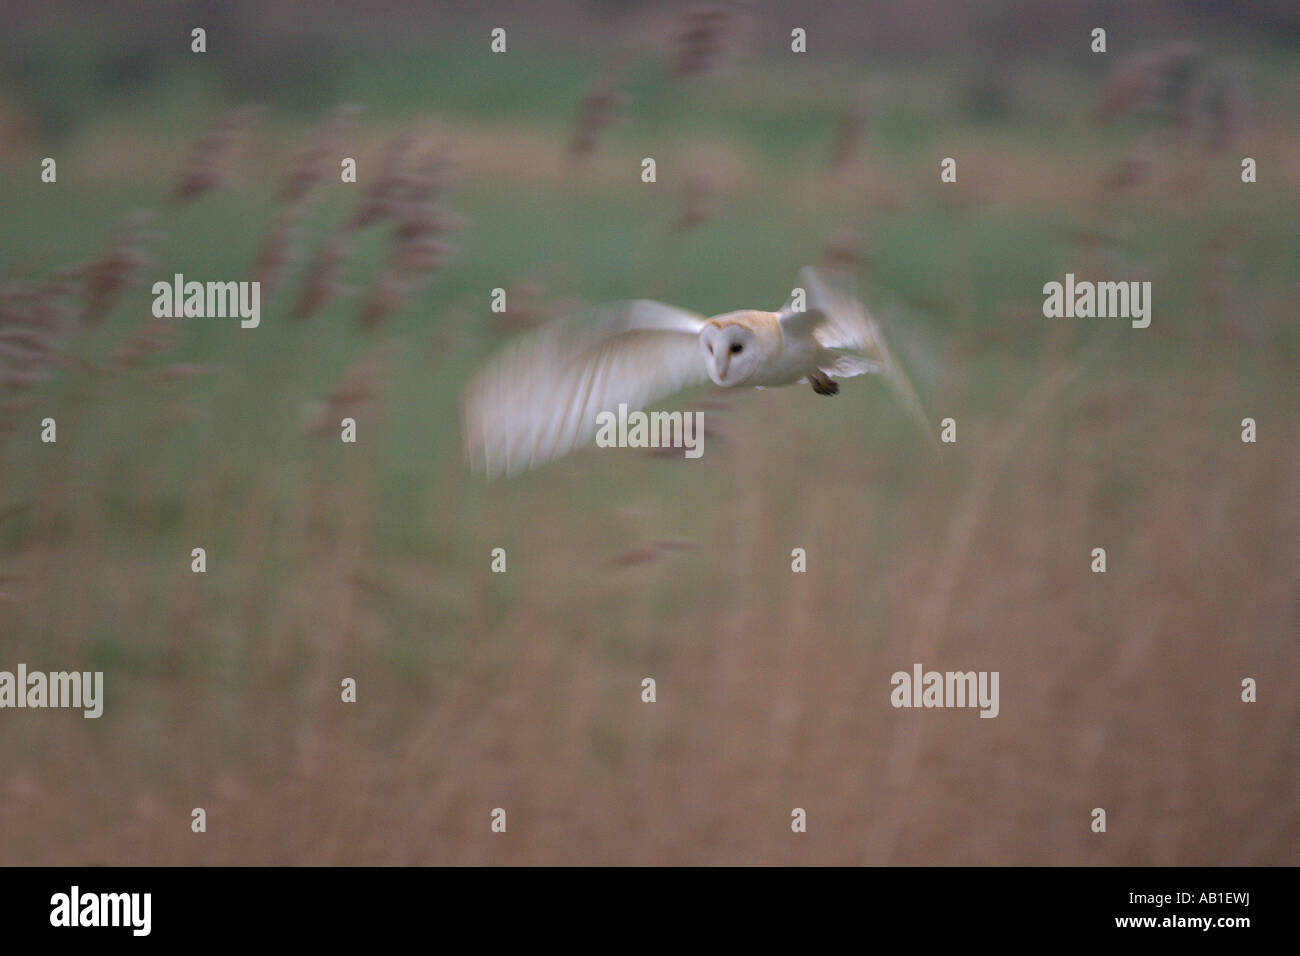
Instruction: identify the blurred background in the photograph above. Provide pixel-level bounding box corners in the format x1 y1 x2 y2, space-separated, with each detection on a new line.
0 0 1296 864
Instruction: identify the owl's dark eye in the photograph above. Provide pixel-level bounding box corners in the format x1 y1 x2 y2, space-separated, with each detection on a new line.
730 343 744 354
707 343 714 355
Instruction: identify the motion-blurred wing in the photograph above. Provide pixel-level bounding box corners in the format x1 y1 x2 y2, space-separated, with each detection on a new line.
778 266 877 354
462 300 710 477
780 267 939 453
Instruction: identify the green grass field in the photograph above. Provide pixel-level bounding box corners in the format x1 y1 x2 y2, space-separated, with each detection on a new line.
1 27 1297 863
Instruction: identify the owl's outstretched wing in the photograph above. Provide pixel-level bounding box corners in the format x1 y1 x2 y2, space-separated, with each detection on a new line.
779 267 939 453
462 300 710 477
778 266 879 355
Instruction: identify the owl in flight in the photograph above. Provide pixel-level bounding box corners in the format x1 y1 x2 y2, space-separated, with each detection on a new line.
462 267 932 476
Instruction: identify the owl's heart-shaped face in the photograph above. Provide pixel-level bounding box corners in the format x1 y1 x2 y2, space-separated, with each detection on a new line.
700 322 761 387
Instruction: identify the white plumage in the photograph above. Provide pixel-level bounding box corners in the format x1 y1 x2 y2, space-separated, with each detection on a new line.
461 267 928 476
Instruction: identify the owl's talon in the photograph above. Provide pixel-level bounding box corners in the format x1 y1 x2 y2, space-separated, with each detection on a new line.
809 371 839 395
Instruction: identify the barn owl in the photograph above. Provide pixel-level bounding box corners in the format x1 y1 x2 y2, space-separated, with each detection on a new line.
462 267 931 476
